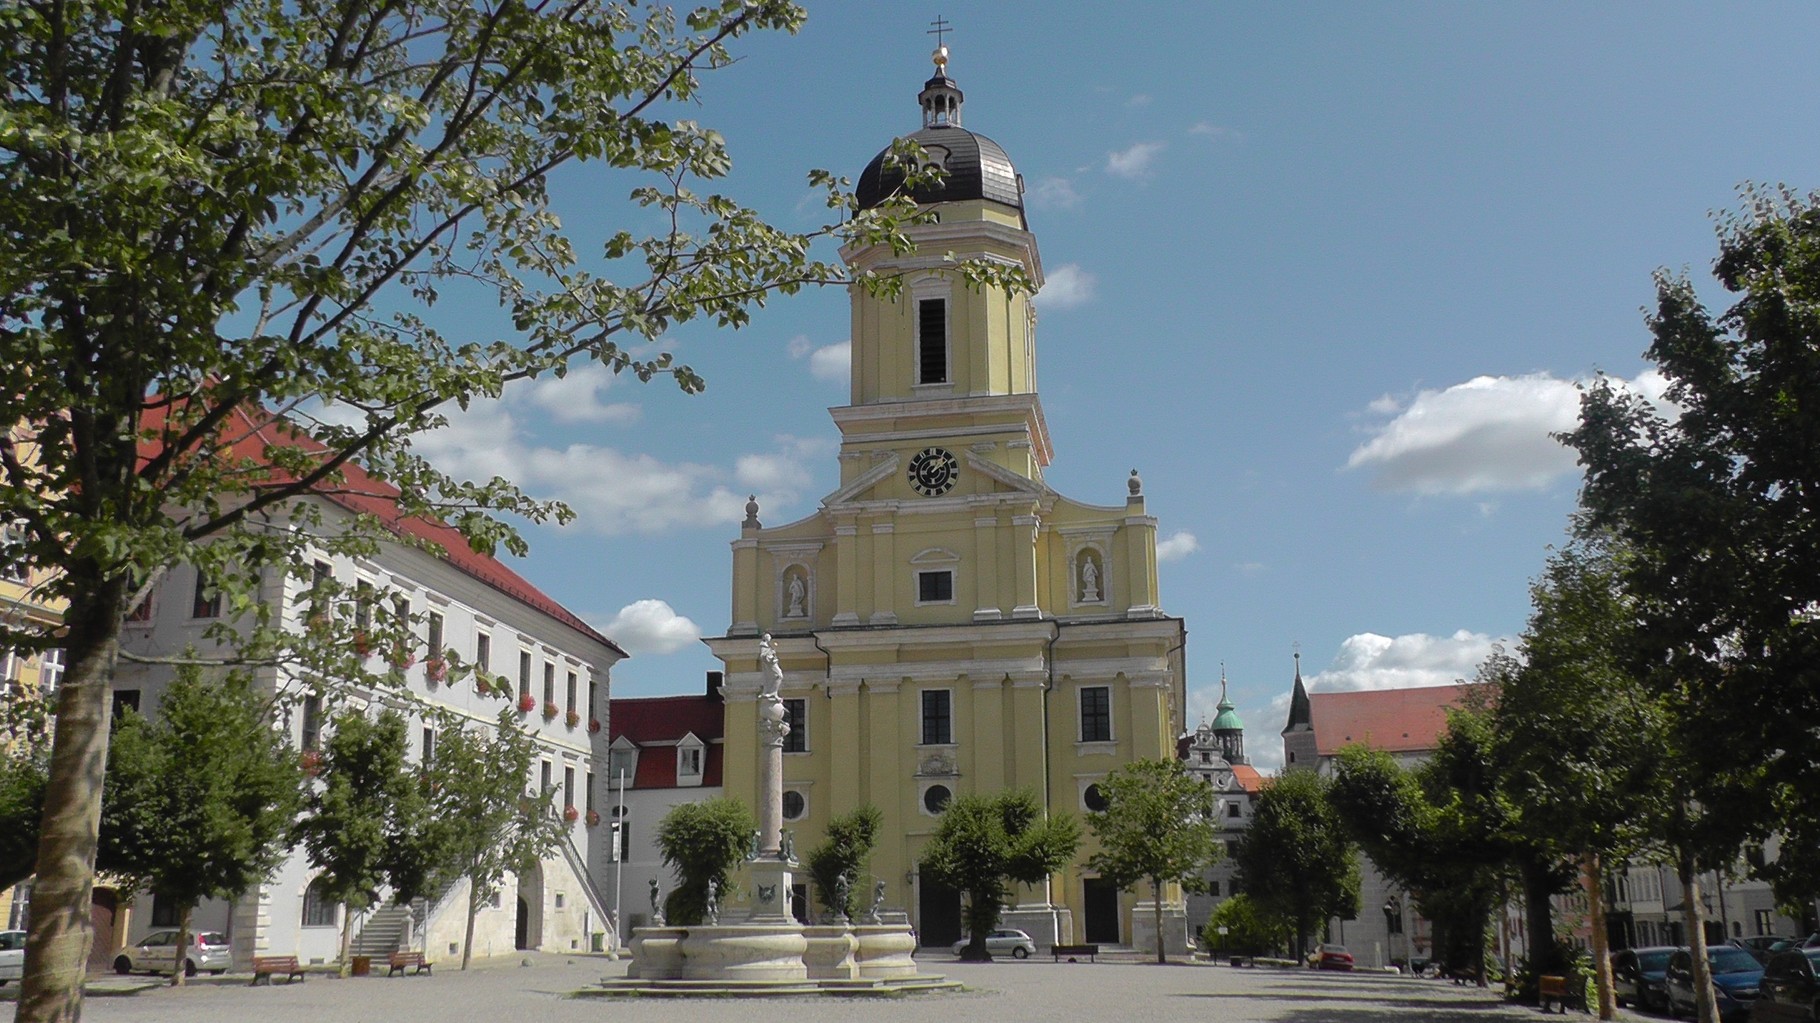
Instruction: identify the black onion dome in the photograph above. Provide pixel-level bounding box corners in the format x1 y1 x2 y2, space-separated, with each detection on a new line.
856 124 1021 210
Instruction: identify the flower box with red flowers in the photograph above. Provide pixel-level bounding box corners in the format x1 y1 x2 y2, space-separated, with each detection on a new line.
565 710 581 729
585 810 601 827
353 632 372 658
588 718 601 735
563 805 580 823
390 648 416 670
425 657 448 684
300 750 324 776
542 701 559 720
518 693 537 713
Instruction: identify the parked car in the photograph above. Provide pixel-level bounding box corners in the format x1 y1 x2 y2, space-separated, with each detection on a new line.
113 930 231 977
1312 944 1355 971
950 928 1036 959
1739 937 1799 963
1667 945 1763 1021
1615 946 1680 1011
0 929 24 985
1752 947 1820 1023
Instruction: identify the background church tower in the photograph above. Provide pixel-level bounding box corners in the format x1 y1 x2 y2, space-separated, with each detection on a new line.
709 40 1189 956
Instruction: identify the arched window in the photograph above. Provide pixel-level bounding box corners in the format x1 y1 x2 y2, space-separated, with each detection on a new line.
302 877 337 928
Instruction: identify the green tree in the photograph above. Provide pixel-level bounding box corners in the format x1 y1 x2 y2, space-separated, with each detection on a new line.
91 670 301 986
1559 187 1820 1023
806 805 882 923
1085 757 1220 963
1200 894 1285 957
0 684 52 891
919 790 1081 961
0 2 1016 1016
654 797 755 926
290 707 432 974
422 708 566 969
1233 768 1358 960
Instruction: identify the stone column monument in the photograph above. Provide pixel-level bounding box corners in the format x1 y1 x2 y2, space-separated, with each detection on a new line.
745 634 798 924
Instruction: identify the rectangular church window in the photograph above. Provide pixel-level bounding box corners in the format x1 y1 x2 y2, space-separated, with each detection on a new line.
783 698 807 753
921 689 952 745
1080 685 1111 742
918 298 947 384
917 570 953 604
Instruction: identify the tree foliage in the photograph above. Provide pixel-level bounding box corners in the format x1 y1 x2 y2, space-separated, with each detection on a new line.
93 670 301 986
1233 768 1358 960
806 804 881 923
289 707 433 973
654 797 755 926
1085 757 1220 963
919 790 1080 961
1562 185 1820 907
0 0 1025 1016
421 708 566 969
0 684 52 892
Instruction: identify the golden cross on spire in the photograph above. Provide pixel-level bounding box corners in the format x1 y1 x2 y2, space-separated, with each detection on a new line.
926 15 951 49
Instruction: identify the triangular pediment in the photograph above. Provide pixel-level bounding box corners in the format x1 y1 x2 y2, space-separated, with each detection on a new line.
822 454 901 508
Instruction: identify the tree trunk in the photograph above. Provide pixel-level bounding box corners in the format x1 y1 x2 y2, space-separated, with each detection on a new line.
1153 878 1166 964
339 900 356 978
171 904 192 987
463 880 480 970
18 581 128 1023
1584 852 1614 1020
1523 858 1558 981
1679 850 1718 1023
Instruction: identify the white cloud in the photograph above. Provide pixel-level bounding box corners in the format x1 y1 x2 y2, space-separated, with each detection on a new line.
1188 121 1242 142
1346 370 1669 495
1035 264 1097 310
1307 630 1505 693
411 399 817 536
787 334 850 384
524 364 641 425
1105 141 1165 179
808 341 850 383
1027 177 1082 211
1155 531 1200 562
597 599 701 656
1127 93 1152 107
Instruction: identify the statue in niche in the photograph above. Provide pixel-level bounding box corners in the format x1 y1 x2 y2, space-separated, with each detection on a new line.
1079 553 1101 602
785 571 806 617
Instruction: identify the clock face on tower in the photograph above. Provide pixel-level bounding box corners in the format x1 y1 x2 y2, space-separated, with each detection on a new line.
907 447 959 496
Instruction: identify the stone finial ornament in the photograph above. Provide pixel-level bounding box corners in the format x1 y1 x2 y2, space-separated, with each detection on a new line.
1128 469 1142 496
743 494 761 528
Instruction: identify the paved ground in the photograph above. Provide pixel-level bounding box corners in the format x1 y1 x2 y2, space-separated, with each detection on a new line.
41 952 1632 1023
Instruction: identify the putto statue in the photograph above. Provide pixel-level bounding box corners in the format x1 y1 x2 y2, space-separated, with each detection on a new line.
756 633 790 748
705 879 721 925
865 880 888 925
649 878 665 927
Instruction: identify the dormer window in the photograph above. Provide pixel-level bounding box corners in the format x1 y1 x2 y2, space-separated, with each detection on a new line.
676 732 706 788
607 736 639 784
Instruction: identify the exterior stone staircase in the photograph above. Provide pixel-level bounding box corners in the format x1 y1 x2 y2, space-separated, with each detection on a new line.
350 904 412 956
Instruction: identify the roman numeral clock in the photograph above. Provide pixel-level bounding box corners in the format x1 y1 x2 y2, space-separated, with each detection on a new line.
907 446 959 496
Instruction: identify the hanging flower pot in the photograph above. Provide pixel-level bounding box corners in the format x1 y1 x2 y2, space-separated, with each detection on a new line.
518 693 537 713
300 750 323 777
588 718 602 735
542 701 559 720
563 805 580 823
353 632 371 658
565 710 581 729
585 809 601 827
425 657 448 684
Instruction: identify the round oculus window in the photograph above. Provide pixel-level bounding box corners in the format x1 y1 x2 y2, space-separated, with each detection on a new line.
923 784 952 815
782 790 806 820
1083 783 1109 813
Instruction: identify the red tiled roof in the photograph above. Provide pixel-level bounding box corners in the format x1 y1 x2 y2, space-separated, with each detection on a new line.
1309 683 1476 757
1231 764 1265 794
609 695 725 788
138 402 620 655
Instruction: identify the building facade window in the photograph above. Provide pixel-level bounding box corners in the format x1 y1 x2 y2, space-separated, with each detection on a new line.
782 789 807 821
1082 783 1108 813
1227 801 1241 819
917 298 948 384
519 650 533 701
426 611 444 660
300 693 322 751
474 630 491 674
190 570 221 619
150 893 180 927
565 671 578 715
542 662 555 708
610 806 629 862
1079 685 1112 743
421 726 434 767
112 688 140 719
0 522 28 583
540 760 552 797
302 878 337 927
353 580 375 632
39 648 65 694
922 783 952 815
917 570 954 604
563 766 575 811
678 745 702 778
783 698 807 753
921 689 952 745
124 588 154 623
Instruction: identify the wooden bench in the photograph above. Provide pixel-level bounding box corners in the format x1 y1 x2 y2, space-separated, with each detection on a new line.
1050 943 1100 963
387 950 432 977
249 955 305 985
1538 974 1570 1013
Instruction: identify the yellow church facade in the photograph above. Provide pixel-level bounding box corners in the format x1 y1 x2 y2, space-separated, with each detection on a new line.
706 51 1189 953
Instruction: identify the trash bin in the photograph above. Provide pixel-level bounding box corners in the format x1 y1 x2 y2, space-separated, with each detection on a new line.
351 955 372 976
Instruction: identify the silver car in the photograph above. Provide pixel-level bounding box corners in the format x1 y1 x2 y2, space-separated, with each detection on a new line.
113 929 231 977
951 928 1037 959
0 929 24 984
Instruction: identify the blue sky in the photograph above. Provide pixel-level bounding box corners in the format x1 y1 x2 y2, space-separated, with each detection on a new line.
409 4 1820 770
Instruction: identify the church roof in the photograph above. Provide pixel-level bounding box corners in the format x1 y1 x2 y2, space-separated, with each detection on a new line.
856 123 1022 211
1307 683 1477 758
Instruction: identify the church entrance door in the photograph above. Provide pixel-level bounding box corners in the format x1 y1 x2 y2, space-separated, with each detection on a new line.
917 877 962 948
1083 877 1120 945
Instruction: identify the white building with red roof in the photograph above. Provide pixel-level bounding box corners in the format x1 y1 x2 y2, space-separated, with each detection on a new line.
111 405 625 969
602 683 729 932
